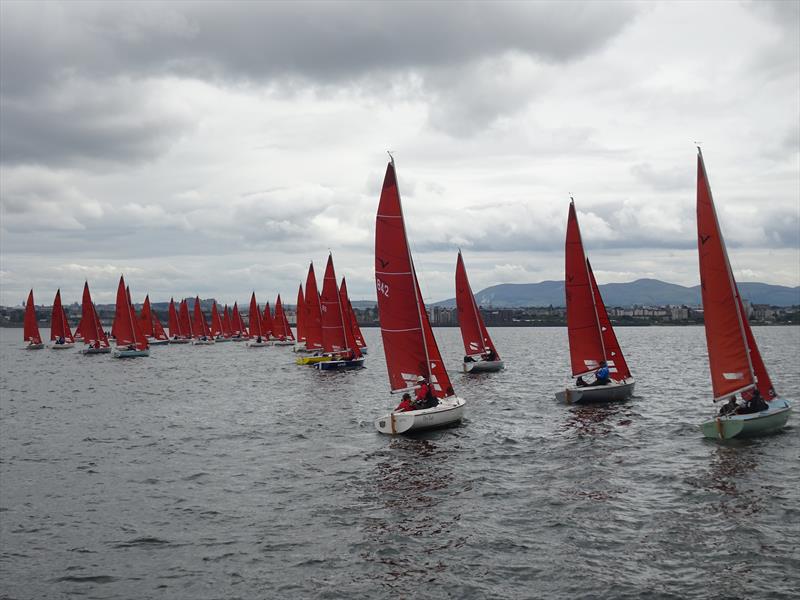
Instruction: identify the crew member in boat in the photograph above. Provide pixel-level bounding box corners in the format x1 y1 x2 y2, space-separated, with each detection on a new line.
737 388 769 414
575 376 587 387
483 348 498 362
395 393 416 412
464 355 476 363
56 335 65 345
415 376 439 409
256 335 263 344
590 361 611 386
718 396 738 417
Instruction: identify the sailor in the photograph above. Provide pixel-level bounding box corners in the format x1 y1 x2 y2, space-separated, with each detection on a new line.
395 393 416 412
56 335 65 345
718 396 738 416
464 355 476 363
590 361 611 386
738 388 769 414
576 376 587 388
484 348 498 361
415 376 439 409
256 335 263 344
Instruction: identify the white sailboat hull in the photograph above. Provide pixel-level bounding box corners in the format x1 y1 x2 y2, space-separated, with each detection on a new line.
192 338 215 345
555 378 635 403
463 359 504 373
169 338 192 344
50 342 75 349
26 343 45 350
247 340 270 347
701 398 792 439
80 346 111 355
148 338 170 345
112 348 150 358
374 396 466 435
272 339 295 346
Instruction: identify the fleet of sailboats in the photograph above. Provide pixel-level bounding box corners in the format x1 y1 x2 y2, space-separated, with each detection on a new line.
16 152 793 439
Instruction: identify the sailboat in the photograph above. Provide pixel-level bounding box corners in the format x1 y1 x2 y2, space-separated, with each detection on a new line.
555 200 635 403
192 296 214 344
222 304 234 340
456 250 503 373
295 263 328 364
271 295 295 346
262 301 275 340
231 302 248 341
49 289 75 349
373 157 465 434
111 276 150 358
140 295 170 345
23 289 44 349
211 301 230 342
247 292 269 347
293 284 308 352
340 277 367 354
167 298 191 343
316 253 365 370
78 282 111 354
696 149 791 439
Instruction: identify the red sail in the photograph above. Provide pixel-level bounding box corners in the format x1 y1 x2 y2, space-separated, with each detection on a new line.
273 295 292 340
296 284 306 342
179 299 194 338
113 276 148 350
340 278 366 350
193 297 211 337
455 250 499 359
248 293 263 338
81 281 109 347
375 160 454 398
304 264 324 350
24 289 42 344
140 295 155 337
320 254 347 352
210 301 225 337
232 302 248 336
735 292 777 401
152 310 168 340
50 289 74 342
262 302 274 338
339 281 363 358
697 150 755 399
565 201 605 376
587 260 630 380
93 300 106 341
222 304 233 336
168 298 182 338
74 317 83 339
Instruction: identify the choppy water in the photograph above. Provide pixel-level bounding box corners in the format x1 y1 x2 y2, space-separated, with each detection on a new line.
1 326 799 599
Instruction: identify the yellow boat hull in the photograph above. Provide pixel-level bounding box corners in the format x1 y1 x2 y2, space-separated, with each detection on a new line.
295 355 333 365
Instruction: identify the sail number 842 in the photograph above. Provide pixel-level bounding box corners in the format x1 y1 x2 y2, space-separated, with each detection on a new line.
376 278 390 298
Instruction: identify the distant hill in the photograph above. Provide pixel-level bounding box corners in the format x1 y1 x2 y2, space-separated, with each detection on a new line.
433 279 800 308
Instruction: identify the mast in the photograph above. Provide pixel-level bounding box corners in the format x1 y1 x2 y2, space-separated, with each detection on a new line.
391 154 433 382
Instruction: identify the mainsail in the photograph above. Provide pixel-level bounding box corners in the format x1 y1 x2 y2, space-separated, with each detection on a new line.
455 250 499 359
23 290 42 345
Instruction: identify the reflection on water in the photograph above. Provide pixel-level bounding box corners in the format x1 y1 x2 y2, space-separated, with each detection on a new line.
560 401 636 437
358 438 468 587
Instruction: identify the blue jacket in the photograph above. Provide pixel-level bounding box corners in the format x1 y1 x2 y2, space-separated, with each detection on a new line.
596 366 610 380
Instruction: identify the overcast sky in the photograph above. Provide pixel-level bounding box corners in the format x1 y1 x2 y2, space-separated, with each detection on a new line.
1 0 798 306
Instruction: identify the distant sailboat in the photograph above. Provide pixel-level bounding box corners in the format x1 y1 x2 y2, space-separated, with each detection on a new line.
192 296 214 344
293 284 308 353
141 295 169 345
696 149 791 438
178 299 194 341
262 302 275 340
247 293 269 347
271 295 295 346
231 302 248 341
456 250 503 373
316 253 365 370
555 199 634 403
50 289 75 349
79 281 110 354
167 298 191 343
373 157 465 434
211 301 230 342
296 263 327 364
111 276 149 358
340 277 367 354
23 289 44 349
222 304 234 339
